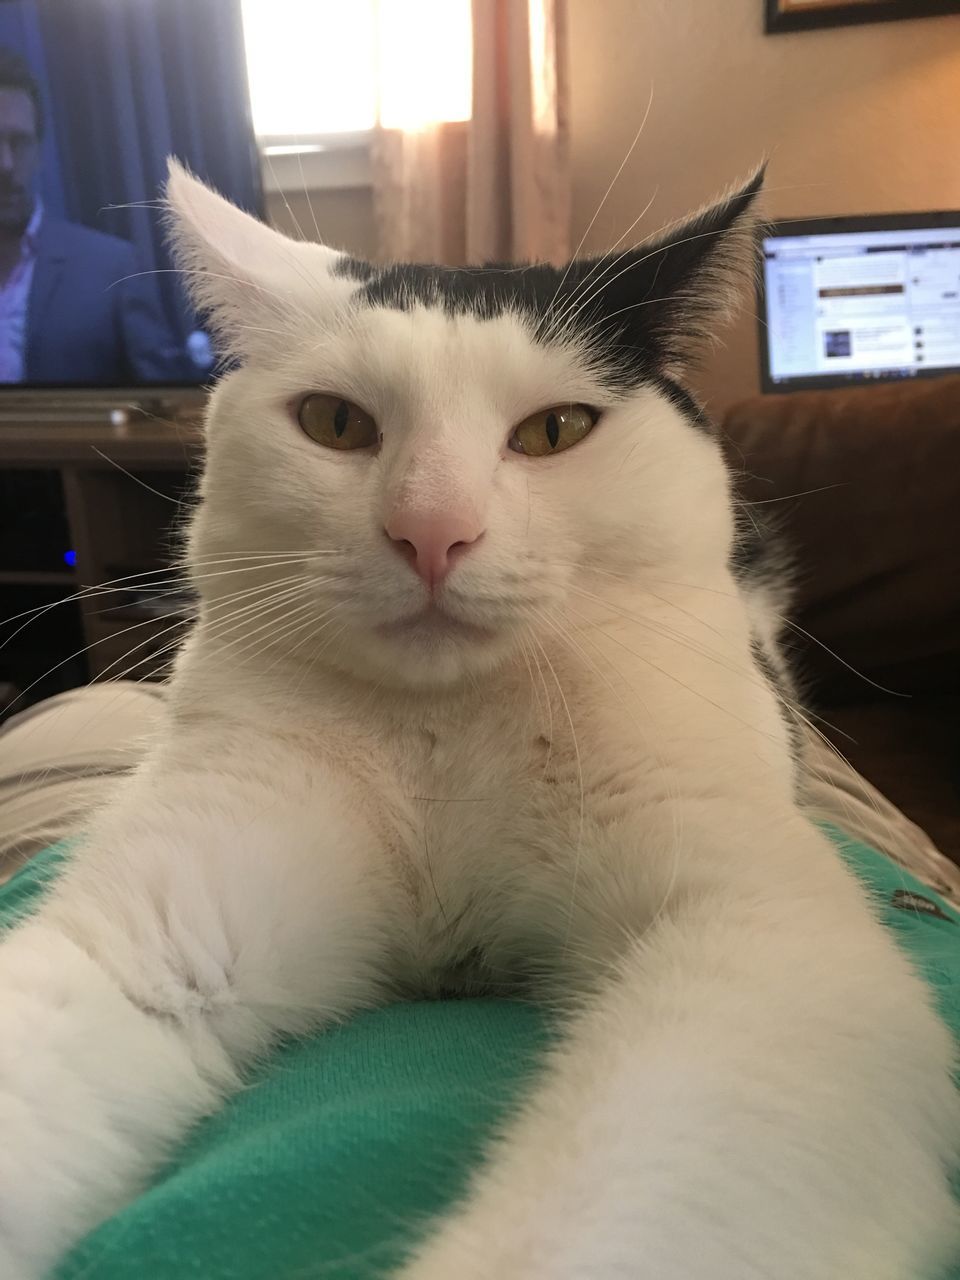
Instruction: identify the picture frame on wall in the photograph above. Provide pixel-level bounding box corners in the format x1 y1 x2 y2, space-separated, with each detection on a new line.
765 0 960 34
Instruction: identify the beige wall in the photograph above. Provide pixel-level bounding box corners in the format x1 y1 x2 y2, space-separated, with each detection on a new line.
567 0 960 414
267 4 960 408
266 187 377 259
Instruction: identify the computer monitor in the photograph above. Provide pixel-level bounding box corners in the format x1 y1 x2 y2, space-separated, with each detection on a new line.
0 0 262 392
758 212 960 393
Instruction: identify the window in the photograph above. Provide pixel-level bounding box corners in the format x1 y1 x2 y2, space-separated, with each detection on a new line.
240 0 473 149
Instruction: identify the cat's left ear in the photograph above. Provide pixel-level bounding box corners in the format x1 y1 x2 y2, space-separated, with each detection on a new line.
560 167 766 378
164 158 350 363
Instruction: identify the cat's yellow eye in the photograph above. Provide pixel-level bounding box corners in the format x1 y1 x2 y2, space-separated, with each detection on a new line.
508 404 598 457
297 394 379 451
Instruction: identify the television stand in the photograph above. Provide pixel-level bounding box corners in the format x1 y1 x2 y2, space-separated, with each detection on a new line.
0 389 207 425
0 412 205 707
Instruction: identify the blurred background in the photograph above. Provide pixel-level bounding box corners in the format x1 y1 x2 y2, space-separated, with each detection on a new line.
0 0 957 858
252 0 960 411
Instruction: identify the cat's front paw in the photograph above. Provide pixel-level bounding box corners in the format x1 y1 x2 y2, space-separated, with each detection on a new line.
396 1234 512 1280
395 1214 584 1280
0 927 75 1278
0 1237 33 1280
0 921 218 1278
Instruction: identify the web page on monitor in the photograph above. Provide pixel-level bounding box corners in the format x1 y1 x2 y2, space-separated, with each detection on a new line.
764 228 960 384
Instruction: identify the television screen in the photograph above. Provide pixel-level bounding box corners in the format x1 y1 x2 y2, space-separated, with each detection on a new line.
758 212 960 393
0 0 262 388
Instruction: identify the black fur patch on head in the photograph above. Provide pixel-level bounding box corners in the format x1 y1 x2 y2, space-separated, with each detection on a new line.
730 510 769 582
750 634 803 781
733 498 802 782
654 377 711 432
339 170 764 430
333 256 375 283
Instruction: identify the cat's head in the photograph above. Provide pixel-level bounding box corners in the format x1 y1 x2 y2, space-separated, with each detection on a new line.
166 160 762 689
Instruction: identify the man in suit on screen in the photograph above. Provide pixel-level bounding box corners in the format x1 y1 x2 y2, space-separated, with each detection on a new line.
0 46 191 386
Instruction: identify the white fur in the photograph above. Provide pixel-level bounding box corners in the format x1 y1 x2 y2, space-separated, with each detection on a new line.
0 164 957 1278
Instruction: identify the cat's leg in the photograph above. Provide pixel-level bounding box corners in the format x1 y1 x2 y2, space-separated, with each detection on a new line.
0 754 396 1280
397 806 960 1280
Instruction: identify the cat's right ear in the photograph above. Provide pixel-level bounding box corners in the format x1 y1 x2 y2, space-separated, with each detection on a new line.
164 158 348 363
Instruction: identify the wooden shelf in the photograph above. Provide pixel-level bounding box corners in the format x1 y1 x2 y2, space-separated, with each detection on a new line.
0 419 204 468
1 414 201 690
0 569 76 586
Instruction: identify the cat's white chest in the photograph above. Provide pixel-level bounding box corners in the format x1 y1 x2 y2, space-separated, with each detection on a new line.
358 686 608 987
382 697 558 877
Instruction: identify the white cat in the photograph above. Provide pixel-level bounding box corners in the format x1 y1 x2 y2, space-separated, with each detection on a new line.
0 160 957 1279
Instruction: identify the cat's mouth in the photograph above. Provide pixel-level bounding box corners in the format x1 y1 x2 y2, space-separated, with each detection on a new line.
376 603 495 644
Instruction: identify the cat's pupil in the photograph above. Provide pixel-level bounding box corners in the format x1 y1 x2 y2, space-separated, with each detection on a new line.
546 412 559 449
334 401 349 438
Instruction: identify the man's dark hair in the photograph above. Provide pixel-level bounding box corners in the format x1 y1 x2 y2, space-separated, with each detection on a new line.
0 47 43 137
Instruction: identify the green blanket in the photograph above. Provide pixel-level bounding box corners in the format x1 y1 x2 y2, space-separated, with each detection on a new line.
1 832 958 1279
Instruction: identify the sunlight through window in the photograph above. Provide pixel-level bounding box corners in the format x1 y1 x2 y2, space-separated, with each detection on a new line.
241 0 472 141
377 0 472 129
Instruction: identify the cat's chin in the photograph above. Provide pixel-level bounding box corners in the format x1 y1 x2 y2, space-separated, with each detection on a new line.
375 603 495 645
325 610 516 690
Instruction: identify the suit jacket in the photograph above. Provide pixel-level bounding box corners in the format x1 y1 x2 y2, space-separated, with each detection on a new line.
24 217 193 385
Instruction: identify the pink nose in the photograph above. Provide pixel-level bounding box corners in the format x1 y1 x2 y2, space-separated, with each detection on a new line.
385 510 483 589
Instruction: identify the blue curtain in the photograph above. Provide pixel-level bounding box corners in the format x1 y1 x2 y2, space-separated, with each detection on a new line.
33 0 263 340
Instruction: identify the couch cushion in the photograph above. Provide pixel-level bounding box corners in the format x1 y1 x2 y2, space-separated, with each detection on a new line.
722 376 960 702
816 698 960 864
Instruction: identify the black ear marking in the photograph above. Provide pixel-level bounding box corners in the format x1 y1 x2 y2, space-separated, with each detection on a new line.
553 167 767 381
344 169 765 412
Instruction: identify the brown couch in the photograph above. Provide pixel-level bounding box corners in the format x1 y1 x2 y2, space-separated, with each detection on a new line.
721 376 960 863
